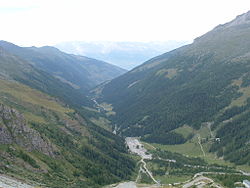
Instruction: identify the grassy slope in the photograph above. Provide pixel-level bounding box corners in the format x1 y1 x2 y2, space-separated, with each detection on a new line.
0 79 135 187
147 124 250 172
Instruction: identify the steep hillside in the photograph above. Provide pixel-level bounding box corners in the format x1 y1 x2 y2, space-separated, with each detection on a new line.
0 41 126 92
0 80 135 187
97 11 250 165
0 44 135 187
0 47 91 107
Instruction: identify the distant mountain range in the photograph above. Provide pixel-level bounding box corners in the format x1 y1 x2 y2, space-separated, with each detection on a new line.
55 41 189 70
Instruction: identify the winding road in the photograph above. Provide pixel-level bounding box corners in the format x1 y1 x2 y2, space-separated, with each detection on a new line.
125 137 159 185
197 134 206 157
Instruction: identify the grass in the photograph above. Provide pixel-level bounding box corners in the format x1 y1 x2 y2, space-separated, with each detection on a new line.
99 102 116 116
203 153 233 166
0 80 79 137
151 137 233 167
100 102 113 111
90 117 112 131
146 161 191 185
229 77 250 107
148 124 240 168
0 79 136 187
23 112 46 124
230 86 250 107
151 125 210 158
197 125 212 138
83 106 98 112
172 125 194 138
152 141 202 157
131 59 163 73
236 165 250 172
0 80 73 114
148 131 250 174
155 68 178 79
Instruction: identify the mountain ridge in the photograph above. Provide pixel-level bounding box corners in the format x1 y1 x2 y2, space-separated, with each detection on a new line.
0 40 126 92
55 41 189 69
0 44 135 187
95 10 250 166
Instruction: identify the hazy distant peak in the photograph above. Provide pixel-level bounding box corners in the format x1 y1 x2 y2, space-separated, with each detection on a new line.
39 46 61 51
55 41 190 69
26 46 62 54
228 10 250 26
194 10 250 45
0 40 21 49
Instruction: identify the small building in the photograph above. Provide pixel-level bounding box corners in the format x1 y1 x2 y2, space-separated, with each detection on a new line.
215 137 221 142
243 180 250 188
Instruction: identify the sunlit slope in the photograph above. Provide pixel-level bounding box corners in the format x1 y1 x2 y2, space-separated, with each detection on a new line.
0 79 135 187
0 44 135 187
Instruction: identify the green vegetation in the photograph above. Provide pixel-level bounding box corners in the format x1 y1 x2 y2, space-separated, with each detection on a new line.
0 77 135 187
156 175 190 185
13 149 40 169
146 125 238 168
0 40 126 92
210 108 250 165
2 11 250 188
97 12 250 167
0 46 92 108
207 174 250 188
172 125 194 139
141 147 237 186
90 117 112 131
152 141 203 157
142 132 186 145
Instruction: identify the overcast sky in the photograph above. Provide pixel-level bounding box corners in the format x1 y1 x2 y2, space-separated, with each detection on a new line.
0 0 250 47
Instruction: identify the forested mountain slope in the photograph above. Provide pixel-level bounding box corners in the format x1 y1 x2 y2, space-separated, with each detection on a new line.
0 47 91 107
0 41 126 92
0 46 135 187
97 11 250 165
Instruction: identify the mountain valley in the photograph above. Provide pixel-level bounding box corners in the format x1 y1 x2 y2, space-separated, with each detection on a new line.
95 11 250 168
0 10 250 188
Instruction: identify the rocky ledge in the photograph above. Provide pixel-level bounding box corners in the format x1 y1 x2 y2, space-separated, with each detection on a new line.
0 104 55 156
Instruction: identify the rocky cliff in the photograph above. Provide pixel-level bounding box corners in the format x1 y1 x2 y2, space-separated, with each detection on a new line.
0 104 55 156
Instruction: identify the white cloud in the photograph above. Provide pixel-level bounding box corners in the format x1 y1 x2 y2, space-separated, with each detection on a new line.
0 0 250 46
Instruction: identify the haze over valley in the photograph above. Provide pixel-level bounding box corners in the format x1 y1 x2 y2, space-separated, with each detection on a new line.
0 1 250 187
55 41 189 70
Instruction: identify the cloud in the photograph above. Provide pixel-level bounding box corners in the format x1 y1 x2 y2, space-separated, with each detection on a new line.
0 0 250 46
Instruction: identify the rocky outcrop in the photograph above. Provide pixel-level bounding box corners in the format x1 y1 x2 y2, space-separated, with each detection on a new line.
226 10 250 27
0 104 55 157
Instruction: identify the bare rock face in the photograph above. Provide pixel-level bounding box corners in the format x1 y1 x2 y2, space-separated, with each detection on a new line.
214 10 250 30
227 10 250 27
0 104 55 156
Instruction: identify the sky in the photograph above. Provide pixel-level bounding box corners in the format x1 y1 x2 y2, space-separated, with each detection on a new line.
0 0 250 47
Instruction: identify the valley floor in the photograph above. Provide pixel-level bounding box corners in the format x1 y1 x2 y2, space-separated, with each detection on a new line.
107 137 249 188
